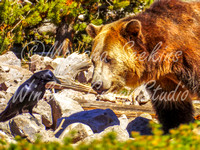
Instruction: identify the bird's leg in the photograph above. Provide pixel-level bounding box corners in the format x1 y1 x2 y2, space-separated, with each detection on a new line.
28 108 35 118
19 109 23 114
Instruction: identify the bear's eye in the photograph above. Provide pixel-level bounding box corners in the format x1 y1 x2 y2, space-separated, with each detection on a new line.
104 57 112 64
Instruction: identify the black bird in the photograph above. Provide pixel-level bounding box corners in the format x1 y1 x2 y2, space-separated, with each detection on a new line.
0 70 61 122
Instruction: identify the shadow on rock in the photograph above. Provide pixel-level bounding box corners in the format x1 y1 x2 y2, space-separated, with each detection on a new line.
126 117 152 137
55 109 120 138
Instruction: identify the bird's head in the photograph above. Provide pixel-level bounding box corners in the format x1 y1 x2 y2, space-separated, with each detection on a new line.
34 70 61 84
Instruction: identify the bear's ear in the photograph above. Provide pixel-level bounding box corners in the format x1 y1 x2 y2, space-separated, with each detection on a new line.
123 19 142 37
86 24 102 38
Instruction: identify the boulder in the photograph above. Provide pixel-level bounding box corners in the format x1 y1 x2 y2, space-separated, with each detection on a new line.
37 23 57 35
75 65 94 83
47 90 83 129
33 100 52 128
132 84 151 105
54 52 92 80
55 109 120 138
58 89 96 102
0 63 32 92
139 113 153 120
118 114 129 130
58 123 93 143
9 114 44 142
0 130 15 143
81 125 129 144
29 55 56 72
9 114 59 143
126 117 152 137
0 51 21 67
0 121 11 135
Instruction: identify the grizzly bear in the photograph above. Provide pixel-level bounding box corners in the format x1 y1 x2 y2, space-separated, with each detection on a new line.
86 0 200 133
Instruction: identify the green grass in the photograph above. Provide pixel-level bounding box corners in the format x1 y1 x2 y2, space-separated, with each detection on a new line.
1 121 200 150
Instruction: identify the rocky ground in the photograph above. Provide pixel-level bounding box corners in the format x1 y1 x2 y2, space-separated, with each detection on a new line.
0 51 199 144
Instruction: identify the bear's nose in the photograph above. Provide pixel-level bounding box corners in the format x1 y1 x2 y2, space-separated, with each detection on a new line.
91 81 103 93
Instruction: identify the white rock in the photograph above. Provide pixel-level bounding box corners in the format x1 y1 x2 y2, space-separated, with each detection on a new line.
59 123 93 143
33 100 52 128
53 91 84 115
48 90 83 129
139 113 152 120
118 114 129 130
0 51 21 67
54 52 92 80
0 130 15 143
132 84 151 105
29 55 54 72
81 125 129 144
38 23 57 35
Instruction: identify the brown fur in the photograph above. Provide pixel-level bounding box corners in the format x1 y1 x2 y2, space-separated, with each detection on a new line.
87 0 200 133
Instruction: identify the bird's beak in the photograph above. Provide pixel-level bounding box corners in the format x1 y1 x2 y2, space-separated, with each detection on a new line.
53 76 61 84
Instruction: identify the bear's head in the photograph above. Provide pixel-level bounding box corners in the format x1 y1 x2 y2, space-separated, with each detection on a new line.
86 19 149 94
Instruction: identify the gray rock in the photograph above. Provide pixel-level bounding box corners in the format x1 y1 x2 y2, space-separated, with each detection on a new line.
55 109 120 138
9 114 61 143
58 123 93 143
126 117 152 137
9 114 44 142
0 51 21 67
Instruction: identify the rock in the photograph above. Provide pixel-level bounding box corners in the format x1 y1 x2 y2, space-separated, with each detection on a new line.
29 55 55 72
48 90 83 129
0 130 15 143
54 52 92 80
0 83 8 91
55 109 120 138
126 117 152 137
0 51 21 67
52 58 66 69
139 113 153 120
76 71 87 83
9 114 44 142
76 65 94 83
81 125 129 144
37 23 57 35
82 94 96 101
118 114 129 130
0 121 11 135
6 86 18 95
0 91 6 99
58 123 93 143
33 100 52 128
132 84 151 105
57 89 84 101
9 114 59 143
52 91 84 116
0 63 32 92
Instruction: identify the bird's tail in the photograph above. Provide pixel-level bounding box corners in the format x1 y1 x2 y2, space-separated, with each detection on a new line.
0 106 18 122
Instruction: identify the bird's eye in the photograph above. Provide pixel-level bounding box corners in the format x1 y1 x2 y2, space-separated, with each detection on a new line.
48 73 53 78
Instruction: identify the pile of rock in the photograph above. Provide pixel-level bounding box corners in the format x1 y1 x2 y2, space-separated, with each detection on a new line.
0 51 153 144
